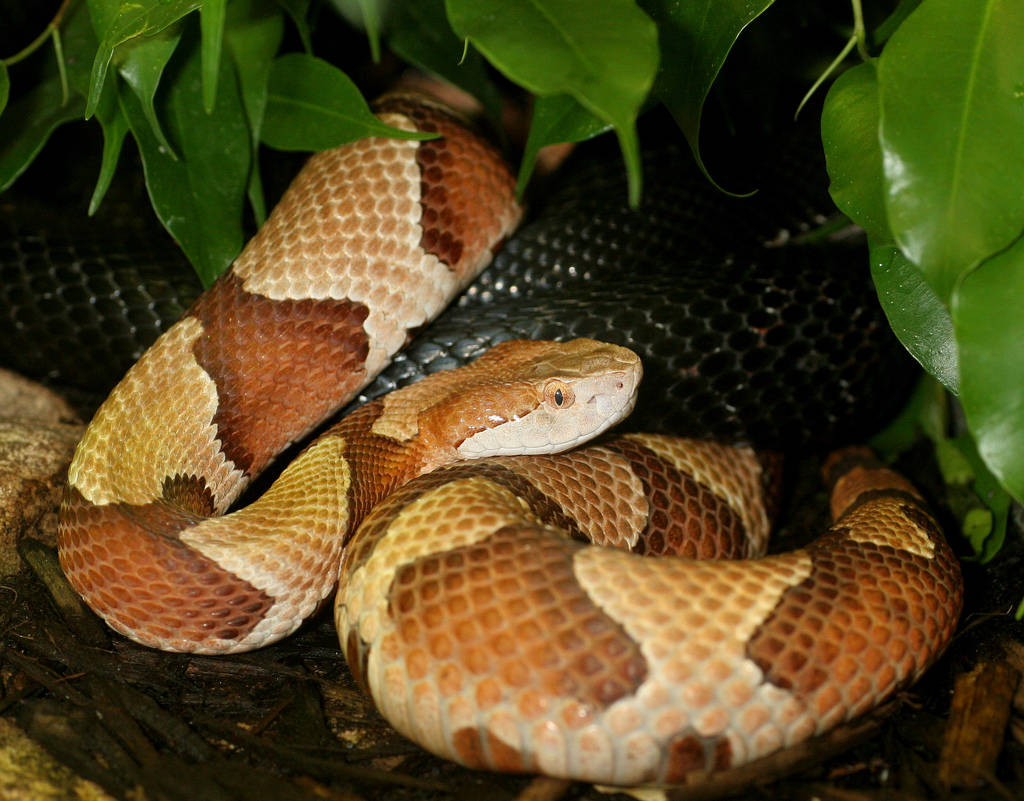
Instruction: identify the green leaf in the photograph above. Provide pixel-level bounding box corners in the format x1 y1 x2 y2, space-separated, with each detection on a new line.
873 0 923 46
387 0 503 124
87 0 202 118
517 94 611 197
640 0 773 192
327 0 386 58
226 0 284 225
870 242 959 394
954 232 1024 503
0 77 85 191
821 62 891 244
89 104 129 214
57 0 128 211
0 64 9 117
275 0 312 52
119 30 250 285
357 0 384 61
877 0 1024 302
261 53 430 151
200 0 227 112
934 436 974 486
63 1 105 96
446 0 658 205
116 22 185 157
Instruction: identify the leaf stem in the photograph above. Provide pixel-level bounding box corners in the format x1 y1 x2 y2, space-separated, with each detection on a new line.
794 34 857 120
51 26 69 105
1 0 72 66
850 0 870 60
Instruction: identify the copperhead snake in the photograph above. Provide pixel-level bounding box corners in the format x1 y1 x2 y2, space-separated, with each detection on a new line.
56 94 963 786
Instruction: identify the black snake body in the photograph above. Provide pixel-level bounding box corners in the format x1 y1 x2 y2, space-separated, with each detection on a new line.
0 130 913 448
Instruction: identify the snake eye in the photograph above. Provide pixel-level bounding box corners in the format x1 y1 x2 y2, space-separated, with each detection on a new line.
544 380 574 409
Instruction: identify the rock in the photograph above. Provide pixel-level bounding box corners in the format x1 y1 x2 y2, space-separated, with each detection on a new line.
0 369 83 576
0 369 78 425
0 717 115 801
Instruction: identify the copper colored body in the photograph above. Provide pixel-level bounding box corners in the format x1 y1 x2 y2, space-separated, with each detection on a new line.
57 96 962 786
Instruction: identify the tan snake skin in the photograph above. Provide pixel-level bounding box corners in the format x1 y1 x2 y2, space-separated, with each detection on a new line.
57 94 963 786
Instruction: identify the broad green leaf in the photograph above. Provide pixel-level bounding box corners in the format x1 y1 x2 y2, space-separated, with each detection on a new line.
517 94 610 197
0 77 85 190
0 64 8 117
821 62 891 244
640 0 772 191
226 0 284 225
870 242 958 394
954 233 1024 503
446 0 658 205
873 0 923 46
275 0 312 52
387 0 503 124
116 23 185 157
87 0 202 118
261 53 430 151
200 0 227 112
878 0 1024 302
119 32 250 285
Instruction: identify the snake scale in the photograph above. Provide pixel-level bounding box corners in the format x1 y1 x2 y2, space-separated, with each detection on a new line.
48 94 962 786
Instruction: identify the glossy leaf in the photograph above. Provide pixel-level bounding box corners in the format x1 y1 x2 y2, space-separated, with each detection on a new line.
226 0 284 224
387 0 502 123
200 0 227 112
87 0 201 118
821 62 891 244
517 94 611 196
120 32 250 285
870 242 958 394
116 22 185 156
954 233 1024 503
878 0 1024 302
640 0 772 190
261 53 429 151
446 0 658 204
0 77 85 190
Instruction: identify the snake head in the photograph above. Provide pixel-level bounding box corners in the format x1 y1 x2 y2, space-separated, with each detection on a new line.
447 338 642 459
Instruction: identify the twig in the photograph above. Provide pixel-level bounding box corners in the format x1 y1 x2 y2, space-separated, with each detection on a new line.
1 0 72 65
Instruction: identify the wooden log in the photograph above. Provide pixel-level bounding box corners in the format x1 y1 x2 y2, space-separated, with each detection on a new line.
938 659 1020 788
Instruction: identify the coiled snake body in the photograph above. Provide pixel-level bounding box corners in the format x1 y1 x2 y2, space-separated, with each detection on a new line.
55 95 962 786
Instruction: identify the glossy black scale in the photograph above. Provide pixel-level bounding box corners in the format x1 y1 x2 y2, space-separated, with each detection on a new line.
0 132 914 449
0 202 200 389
